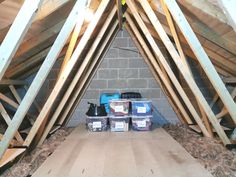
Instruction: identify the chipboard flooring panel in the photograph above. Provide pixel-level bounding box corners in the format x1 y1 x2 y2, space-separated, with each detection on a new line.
33 125 213 177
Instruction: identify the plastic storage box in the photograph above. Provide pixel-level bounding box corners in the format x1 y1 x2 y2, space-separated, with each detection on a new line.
131 116 152 131
100 93 120 113
131 100 152 116
109 99 129 116
86 116 108 132
109 116 130 132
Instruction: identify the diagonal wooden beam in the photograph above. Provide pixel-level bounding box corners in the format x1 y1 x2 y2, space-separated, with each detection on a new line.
0 93 19 109
0 0 88 159
23 0 110 147
39 11 118 145
125 19 189 124
0 0 44 80
164 0 236 123
127 0 211 137
58 2 89 77
137 0 231 144
59 26 119 126
160 0 212 136
0 103 24 144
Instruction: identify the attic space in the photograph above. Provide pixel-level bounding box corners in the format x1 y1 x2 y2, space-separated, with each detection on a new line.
0 0 236 177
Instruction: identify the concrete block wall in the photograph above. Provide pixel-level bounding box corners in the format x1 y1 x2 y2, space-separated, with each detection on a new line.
67 29 179 126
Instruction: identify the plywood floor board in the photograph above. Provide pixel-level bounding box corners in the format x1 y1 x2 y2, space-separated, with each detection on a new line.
32 125 213 177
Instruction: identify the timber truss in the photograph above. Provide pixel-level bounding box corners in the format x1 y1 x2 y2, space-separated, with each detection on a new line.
0 0 235 166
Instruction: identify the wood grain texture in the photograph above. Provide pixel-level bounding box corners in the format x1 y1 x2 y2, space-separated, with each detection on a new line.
33 125 213 177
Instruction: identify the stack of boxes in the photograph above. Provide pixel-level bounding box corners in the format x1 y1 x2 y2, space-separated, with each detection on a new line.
109 99 130 132
131 100 153 131
86 93 153 132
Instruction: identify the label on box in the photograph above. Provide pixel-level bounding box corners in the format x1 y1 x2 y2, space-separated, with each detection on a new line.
137 120 146 128
115 122 124 129
93 121 102 128
115 105 124 112
137 107 147 113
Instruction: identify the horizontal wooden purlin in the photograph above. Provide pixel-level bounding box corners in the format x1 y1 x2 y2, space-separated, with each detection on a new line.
0 79 27 86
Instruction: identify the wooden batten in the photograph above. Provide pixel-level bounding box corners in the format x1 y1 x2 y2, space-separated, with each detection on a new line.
116 0 123 29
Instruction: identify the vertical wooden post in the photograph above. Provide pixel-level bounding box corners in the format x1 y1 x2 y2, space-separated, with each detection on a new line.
116 0 123 29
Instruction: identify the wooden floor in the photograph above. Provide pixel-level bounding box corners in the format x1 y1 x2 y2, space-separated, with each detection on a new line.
33 125 213 177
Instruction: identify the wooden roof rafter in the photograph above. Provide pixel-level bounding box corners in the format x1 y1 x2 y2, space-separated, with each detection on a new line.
0 0 44 80
0 0 89 159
